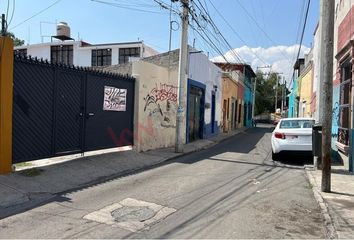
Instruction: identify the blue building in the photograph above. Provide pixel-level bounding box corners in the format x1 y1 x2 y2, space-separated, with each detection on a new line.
288 59 304 118
242 65 256 127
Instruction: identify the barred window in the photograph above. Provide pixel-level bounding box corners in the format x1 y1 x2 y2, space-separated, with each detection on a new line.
51 45 73 65
14 49 27 57
92 48 112 66
338 59 352 146
119 47 140 64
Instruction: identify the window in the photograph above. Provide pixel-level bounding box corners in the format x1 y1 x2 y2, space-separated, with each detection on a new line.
238 103 242 123
92 48 112 66
279 120 314 129
338 59 352 146
51 45 73 65
227 98 230 119
119 47 140 64
14 49 27 57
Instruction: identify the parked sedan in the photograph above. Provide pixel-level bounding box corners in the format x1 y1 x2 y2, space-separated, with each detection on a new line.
271 118 315 160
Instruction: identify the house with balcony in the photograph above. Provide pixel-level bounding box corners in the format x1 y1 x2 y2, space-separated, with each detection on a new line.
331 0 354 171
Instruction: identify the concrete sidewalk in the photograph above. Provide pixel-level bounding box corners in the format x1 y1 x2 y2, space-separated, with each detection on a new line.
306 166 354 239
0 128 246 217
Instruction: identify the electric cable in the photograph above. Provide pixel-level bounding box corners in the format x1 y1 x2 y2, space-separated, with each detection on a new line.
206 0 268 65
10 0 63 30
289 0 311 89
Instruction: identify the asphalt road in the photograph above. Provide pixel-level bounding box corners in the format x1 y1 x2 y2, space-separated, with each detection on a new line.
0 125 326 238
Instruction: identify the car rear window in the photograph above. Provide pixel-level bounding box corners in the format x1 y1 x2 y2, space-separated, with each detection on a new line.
279 119 315 129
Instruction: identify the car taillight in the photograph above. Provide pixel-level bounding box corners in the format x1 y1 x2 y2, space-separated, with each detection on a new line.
274 132 285 139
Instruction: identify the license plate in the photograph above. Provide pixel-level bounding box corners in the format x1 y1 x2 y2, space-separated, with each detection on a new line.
287 135 298 139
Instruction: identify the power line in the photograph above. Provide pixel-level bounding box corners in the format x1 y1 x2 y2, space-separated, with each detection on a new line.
233 0 293 65
5 0 10 28
10 0 63 30
289 0 311 89
192 0 243 63
7 0 15 30
292 0 307 64
91 0 169 14
295 0 311 62
234 0 277 47
206 0 268 65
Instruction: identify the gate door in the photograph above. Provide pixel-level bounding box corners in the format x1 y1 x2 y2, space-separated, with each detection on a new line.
13 60 54 163
84 74 135 151
54 70 84 155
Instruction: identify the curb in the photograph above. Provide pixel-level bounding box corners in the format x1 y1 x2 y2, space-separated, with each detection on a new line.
305 169 338 239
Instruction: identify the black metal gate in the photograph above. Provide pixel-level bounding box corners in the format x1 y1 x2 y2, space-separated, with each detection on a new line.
13 56 135 163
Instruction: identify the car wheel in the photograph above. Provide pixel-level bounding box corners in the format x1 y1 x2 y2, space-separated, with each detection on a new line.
272 151 279 161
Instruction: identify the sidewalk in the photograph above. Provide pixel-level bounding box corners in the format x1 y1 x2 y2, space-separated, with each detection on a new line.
306 166 354 239
0 128 246 217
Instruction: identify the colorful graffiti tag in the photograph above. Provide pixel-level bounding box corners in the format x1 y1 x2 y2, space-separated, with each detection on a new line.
144 83 178 128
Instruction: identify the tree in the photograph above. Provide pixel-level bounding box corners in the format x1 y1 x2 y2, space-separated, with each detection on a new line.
6 32 25 46
255 71 288 115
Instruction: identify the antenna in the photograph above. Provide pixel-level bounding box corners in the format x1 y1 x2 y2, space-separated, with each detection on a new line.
27 25 30 45
40 21 56 43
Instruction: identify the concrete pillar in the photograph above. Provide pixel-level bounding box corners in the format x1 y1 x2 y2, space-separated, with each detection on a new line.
0 36 14 174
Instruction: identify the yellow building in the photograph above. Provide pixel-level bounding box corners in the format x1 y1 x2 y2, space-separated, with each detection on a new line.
221 73 238 132
298 59 313 118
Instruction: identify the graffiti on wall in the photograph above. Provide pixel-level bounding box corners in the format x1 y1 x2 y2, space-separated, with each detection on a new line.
332 101 339 138
144 83 178 128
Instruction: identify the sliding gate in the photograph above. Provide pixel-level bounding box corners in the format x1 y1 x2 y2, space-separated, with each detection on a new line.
12 56 135 163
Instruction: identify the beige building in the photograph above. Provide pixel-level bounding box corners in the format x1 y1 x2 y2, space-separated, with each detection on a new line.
101 49 223 152
221 73 238 132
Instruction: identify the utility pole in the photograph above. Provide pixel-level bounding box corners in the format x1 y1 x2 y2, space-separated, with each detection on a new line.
175 0 189 153
274 74 281 113
281 77 285 115
1 14 6 36
252 77 257 119
319 0 334 192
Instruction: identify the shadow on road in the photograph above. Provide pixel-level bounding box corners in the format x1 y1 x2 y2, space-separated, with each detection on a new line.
276 154 313 166
0 125 275 220
174 126 273 166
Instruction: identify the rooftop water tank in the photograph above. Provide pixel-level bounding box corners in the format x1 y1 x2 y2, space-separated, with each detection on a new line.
56 22 70 38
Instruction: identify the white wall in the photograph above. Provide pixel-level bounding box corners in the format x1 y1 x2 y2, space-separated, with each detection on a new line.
26 45 51 60
16 42 157 67
189 52 222 131
313 25 321 122
75 46 91 66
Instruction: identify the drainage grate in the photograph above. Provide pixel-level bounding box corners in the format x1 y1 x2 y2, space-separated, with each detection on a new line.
111 206 156 222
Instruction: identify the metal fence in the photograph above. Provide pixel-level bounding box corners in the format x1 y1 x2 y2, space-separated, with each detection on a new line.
13 55 135 163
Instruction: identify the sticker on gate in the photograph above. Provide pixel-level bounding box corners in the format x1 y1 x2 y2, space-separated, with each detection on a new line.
103 86 127 111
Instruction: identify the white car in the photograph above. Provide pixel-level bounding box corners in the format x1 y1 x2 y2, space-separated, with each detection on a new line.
271 118 315 160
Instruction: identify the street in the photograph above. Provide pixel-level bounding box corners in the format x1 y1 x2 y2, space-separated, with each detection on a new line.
0 125 326 239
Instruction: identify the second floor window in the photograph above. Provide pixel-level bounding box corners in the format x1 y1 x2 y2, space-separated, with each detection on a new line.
92 48 112 66
119 47 140 64
338 59 352 146
14 49 27 57
51 45 73 65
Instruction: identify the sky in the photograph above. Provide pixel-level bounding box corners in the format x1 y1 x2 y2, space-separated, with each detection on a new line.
1 0 320 83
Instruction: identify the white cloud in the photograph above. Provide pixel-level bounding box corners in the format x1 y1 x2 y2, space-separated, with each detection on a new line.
211 45 310 85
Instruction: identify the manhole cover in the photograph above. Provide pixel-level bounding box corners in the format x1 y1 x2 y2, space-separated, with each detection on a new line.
111 206 156 222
